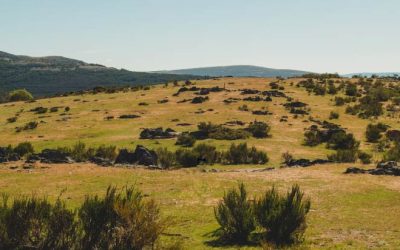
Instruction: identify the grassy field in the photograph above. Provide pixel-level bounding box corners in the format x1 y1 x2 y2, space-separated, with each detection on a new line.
1 77 400 248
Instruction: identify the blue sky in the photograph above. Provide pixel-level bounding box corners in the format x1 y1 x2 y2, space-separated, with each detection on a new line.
1 0 399 73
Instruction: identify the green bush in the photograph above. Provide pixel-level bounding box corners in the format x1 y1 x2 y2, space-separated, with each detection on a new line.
175 149 199 167
327 149 357 163
366 123 388 143
70 142 95 162
345 83 357 96
214 183 255 244
193 143 220 164
7 89 34 102
329 111 339 120
224 143 268 165
156 147 176 169
246 121 270 138
13 142 34 157
358 151 372 164
196 122 250 140
79 186 165 249
175 133 196 147
254 185 310 245
384 142 400 161
327 131 359 150
6 117 17 123
0 195 78 249
303 130 321 146
95 145 117 161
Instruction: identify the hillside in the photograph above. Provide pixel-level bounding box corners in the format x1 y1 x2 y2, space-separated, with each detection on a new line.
0 51 201 97
155 65 310 77
1 77 400 248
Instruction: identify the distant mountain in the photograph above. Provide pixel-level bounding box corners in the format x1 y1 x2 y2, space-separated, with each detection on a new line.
0 51 199 97
155 65 311 78
343 72 400 78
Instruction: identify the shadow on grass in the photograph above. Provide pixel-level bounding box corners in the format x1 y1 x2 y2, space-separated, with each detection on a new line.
203 230 263 248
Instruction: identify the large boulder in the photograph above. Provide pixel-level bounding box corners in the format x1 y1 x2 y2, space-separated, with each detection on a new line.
38 149 74 164
140 128 178 139
115 145 157 166
0 147 20 163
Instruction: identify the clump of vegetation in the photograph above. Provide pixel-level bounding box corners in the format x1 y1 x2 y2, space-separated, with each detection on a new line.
366 123 389 143
329 111 339 120
175 149 199 167
156 147 176 169
16 121 38 132
13 142 34 157
175 133 196 147
79 186 165 249
246 121 271 138
6 117 17 123
193 143 220 165
254 185 311 245
214 183 255 244
7 89 34 102
194 122 250 140
224 143 268 165
328 149 358 163
358 151 372 164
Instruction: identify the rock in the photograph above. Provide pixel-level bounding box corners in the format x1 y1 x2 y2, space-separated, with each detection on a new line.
26 154 41 163
119 114 141 119
115 145 158 166
345 162 400 176
38 149 74 164
344 167 367 174
286 158 331 167
191 96 209 104
377 161 397 169
240 89 260 95
90 156 113 167
140 127 178 139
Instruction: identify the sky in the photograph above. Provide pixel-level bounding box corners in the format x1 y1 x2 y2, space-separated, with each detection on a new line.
1 0 399 74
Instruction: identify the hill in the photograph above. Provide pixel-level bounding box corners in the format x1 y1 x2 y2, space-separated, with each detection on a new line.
1 77 400 248
343 72 400 77
0 51 201 97
155 65 310 77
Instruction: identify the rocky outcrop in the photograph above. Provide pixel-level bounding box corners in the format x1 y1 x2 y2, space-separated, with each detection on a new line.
0 147 20 163
285 158 331 167
115 145 158 166
27 149 74 164
140 128 178 139
345 161 400 176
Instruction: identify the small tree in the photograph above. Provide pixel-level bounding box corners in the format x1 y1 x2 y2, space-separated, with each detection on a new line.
175 133 196 147
254 185 311 245
214 183 255 244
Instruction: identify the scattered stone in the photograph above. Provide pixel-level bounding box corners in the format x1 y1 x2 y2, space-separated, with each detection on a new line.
285 158 331 167
119 114 141 119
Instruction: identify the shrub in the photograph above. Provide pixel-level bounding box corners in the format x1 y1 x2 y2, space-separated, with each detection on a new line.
13 142 34 157
358 151 372 164
214 183 255 244
384 142 400 161
175 133 196 147
78 186 165 249
224 143 268 165
282 151 293 164
366 123 389 143
246 121 270 138
7 89 33 102
327 149 357 163
175 149 199 167
303 130 321 146
345 83 357 96
196 122 250 140
6 117 17 123
156 147 176 169
95 145 117 161
327 131 359 150
16 121 38 132
193 143 220 164
0 195 78 249
329 111 339 120
70 142 94 162
334 97 345 106
254 185 311 245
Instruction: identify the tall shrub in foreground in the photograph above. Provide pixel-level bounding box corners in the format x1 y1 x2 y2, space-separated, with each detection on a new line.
78 186 165 249
254 185 311 245
214 183 255 244
0 195 78 249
